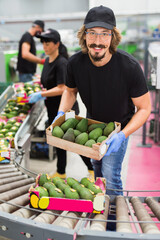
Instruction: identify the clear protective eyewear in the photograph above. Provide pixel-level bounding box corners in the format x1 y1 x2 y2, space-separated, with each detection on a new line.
85 31 112 41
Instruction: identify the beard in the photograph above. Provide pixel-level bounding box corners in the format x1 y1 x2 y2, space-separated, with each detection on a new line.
88 44 107 62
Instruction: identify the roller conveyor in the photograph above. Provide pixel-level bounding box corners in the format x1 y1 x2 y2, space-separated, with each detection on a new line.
1 86 160 239
0 162 160 240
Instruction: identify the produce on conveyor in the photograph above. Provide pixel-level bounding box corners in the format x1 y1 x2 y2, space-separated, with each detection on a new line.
29 173 106 213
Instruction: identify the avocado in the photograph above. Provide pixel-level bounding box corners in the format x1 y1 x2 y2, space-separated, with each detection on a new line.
14 122 22 128
66 177 79 187
62 128 75 142
88 123 106 132
73 129 81 137
9 126 19 133
5 132 15 137
72 182 85 193
52 177 65 185
89 128 103 141
97 136 107 143
34 186 49 198
85 139 96 148
7 119 16 124
103 122 115 137
75 132 88 145
43 182 56 191
52 126 64 138
0 129 9 135
87 182 103 194
61 118 79 132
56 181 70 192
76 118 88 132
49 187 64 198
4 124 12 130
80 177 93 187
38 173 51 186
64 187 79 199
79 187 94 201
0 133 4 138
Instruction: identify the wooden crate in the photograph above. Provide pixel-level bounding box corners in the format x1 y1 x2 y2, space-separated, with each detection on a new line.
46 113 121 160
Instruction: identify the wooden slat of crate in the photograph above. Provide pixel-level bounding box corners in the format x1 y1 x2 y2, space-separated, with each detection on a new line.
46 115 121 160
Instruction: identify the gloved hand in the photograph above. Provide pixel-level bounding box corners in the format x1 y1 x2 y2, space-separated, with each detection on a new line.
40 59 45 64
52 111 65 124
28 92 45 104
105 131 126 156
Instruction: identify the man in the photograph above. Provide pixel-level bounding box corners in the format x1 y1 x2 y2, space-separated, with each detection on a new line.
54 5 151 195
17 20 45 82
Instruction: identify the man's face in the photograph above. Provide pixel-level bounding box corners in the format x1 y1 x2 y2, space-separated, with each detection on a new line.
34 25 43 36
84 27 112 62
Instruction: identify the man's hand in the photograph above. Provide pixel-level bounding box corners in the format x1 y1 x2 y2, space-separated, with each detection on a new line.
52 111 65 124
28 92 45 104
105 131 126 156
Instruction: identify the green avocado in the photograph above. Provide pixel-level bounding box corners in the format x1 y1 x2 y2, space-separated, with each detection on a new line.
87 182 103 194
49 187 64 198
56 181 70 192
75 132 88 145
66 177 79 187
52 177 65 185
103 122 115 137
62 128 75 142
61 118 79 132
72 182 85 193
89 128 103 141
79 187 94 201
52 126 64 138
85 139 96 148
97 136 107 143
34 186 49 198
38 173 51 186
43 182 56 191
64 187 79 199
76 118 88 132
88 123 106 132
80 177 93 187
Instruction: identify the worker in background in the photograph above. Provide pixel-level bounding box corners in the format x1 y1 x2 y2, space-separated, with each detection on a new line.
27 29 80 178
52 6 151 195
17 20 45 83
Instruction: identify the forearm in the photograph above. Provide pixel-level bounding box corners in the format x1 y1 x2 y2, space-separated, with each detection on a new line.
41 85 65 97
122 108 151 138
58 88 77 112
22 52 42 64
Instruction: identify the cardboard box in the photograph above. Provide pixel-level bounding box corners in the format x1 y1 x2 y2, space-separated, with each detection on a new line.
29 177 106 213
46 112 121 160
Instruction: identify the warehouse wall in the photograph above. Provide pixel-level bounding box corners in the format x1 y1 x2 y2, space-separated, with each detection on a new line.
0 0 89 41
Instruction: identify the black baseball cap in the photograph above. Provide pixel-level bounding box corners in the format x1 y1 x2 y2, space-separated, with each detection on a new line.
36 28 61 43
33 20 45 31
84 5 116 30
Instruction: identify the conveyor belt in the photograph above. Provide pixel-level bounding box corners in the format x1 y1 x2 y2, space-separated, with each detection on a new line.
0 162 160 240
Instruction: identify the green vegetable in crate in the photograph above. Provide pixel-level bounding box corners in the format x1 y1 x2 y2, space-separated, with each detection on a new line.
67 177 79 187
9 126 19 133
87 182 103 194
72 182 85 193
34 186 49 198
80 177 93 187
0 122 5 129
88 123 106 132
0 133 4 138
76 118 88 132
5 132 15 137
38 173 51 186
4 124 12 129
43 182 56 191
103 122 115 137
49 187 64 198
97 136 107 143
52 177 65 185
64 187 80 199
61 118 79 132
56 180 70 192
85 139 96 148
62 128 75 142
14 122 22 127
89 128 102 141
73 129 81 137
79 187 94 201
7 119 16 124
52 126 64 138
0 129 9 135
75 132 88 145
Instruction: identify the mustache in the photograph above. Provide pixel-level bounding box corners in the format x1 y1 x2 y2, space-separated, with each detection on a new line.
88 44 106 49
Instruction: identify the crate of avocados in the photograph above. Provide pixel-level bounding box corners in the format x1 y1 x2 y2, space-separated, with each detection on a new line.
46 111 121 160
29 174 107 213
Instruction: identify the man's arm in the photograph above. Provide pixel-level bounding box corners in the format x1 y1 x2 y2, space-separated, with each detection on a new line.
22 42 42 64
122 92 151 137
58 86 78 112
41 84 66 97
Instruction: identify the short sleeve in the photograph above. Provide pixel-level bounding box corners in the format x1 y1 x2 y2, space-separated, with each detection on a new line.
129 63 148 98
56 60 67 85
65 61 77 88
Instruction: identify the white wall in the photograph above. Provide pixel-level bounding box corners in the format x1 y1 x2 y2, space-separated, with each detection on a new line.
89 0 160 15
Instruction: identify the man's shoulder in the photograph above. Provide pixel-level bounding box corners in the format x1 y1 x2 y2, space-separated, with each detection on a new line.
116 49 139 65
21 32 32 42
69 51 87 64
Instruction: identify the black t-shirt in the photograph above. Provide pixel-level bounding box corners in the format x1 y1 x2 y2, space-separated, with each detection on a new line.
17 32 36 74
66 49 148 129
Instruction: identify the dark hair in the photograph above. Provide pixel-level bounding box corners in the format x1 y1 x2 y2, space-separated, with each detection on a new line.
59 42 69 59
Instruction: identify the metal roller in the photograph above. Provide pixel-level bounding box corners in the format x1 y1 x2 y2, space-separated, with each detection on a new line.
0 178 34 193
0 174 28 185
116 195 133 233
130 196 159 234
0 171 22 179
90 195 110 231
13 204 37 219
145 196 160 221
34 210 59 224
0 193 29 213
0 167 18 174
0 183 34 201
57 211 80 229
